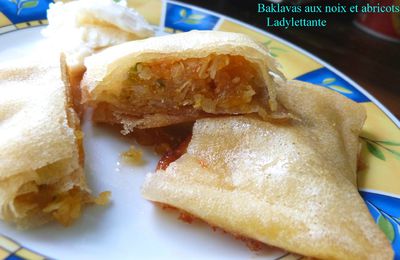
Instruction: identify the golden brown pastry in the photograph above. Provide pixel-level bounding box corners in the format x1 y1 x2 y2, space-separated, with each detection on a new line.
0 58 92 228
43 0 155 114
142 80 394 259
82 30 284 132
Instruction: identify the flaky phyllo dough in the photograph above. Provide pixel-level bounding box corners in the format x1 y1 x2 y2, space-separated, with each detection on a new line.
43 0 155 114
0 60 96 228
82 30 284 132
142 80 394 259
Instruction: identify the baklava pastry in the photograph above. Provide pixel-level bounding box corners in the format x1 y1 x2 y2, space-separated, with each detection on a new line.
82 30 284 132
0 59 93 228
43 0 154 114
142 80 394 259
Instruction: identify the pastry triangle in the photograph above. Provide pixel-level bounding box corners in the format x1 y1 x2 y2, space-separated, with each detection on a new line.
142 80 393 259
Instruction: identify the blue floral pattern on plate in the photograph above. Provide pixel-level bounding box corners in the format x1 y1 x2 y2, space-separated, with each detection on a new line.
0 0 398 258
0 0 52 24
295 67 370 103
165 2 219 32
361 191 400 258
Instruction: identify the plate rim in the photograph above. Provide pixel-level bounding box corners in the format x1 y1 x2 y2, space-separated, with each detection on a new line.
0 1 399 258
1 0 398 127
168 0 400 128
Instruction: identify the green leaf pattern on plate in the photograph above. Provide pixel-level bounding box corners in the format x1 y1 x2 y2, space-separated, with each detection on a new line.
361 136 400 161
387 149 400 160
187 14 205 20
322 77 335 84
179 9 187 18
329 85 353 94
367 142 386 161
367 199 400 246
366 200 399 245
378 215 396 242
8 0 39 16
175 8 205 25
320 77 353 94
263 40 287 58
0 1 398 258
376 141 400 146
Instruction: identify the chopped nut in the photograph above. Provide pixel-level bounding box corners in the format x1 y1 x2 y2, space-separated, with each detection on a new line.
123 55 260 115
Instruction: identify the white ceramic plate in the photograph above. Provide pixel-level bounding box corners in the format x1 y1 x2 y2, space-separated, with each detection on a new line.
0 1 399 259
0 26 289 260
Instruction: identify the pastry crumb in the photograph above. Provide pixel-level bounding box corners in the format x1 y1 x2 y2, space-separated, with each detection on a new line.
94 191 111 206
121 145 145 165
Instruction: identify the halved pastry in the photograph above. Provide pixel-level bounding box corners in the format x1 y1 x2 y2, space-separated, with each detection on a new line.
82 30 284 132
43 0 154 114
142 80 394 259
0 59 94 228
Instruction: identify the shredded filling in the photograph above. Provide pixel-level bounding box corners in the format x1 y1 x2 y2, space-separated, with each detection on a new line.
13 184 110 226
13 185 90 226
118 54 266 114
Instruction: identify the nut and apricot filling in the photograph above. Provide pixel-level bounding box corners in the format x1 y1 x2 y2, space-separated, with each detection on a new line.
117 54 267 115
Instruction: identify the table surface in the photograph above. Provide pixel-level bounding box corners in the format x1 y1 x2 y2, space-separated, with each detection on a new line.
181 0 400 120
